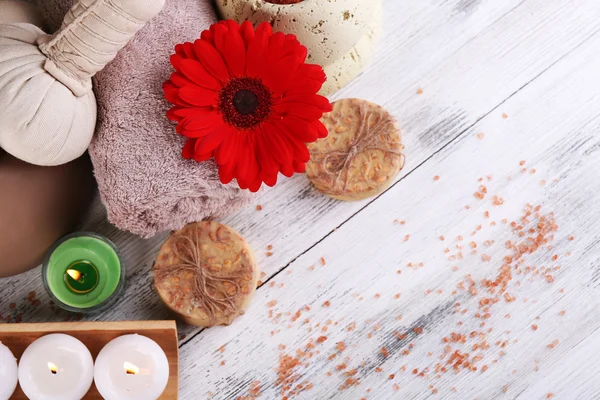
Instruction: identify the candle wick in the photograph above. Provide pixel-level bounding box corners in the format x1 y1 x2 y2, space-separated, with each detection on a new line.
123 362 139 375
48 362 58 375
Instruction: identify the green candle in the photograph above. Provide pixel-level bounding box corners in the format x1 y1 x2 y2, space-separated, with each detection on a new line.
43 233 125 313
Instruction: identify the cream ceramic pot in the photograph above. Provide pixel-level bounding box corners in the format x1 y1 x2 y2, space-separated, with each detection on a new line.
321 0 381 96
217 0 378 67
0 0 164 166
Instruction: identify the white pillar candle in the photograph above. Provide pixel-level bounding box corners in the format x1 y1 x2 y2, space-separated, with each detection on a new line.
0 341 18 400
18 334 94 400
94 334 169 400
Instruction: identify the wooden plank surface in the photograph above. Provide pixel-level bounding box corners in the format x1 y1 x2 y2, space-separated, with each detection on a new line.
177 8 600 398
1 0 600 398
0 321 178 399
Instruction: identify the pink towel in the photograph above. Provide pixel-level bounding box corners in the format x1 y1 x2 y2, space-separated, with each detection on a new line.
37 0 254 237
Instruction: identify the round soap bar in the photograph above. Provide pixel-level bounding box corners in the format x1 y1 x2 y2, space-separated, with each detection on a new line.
320 0 382 96
154 221 258 327
306 99 404 201
216 0 378 67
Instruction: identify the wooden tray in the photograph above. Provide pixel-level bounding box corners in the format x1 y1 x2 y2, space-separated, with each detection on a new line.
0 320 179 399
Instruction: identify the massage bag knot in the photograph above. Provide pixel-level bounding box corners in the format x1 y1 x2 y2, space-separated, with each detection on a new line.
0 0 164 166
37 0 255 237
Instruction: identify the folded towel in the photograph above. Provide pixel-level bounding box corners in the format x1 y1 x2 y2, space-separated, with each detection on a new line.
38 0 254 237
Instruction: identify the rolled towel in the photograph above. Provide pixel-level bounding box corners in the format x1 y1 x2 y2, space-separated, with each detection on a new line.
0 0 164 166
38 0 255 237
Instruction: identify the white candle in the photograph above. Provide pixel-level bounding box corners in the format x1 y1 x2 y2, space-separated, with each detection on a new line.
94 334 169 400
0 341 18 400
18 334 94 400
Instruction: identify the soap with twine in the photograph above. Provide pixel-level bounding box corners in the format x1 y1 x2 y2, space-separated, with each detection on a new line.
153 221 258 327
306 98 405 201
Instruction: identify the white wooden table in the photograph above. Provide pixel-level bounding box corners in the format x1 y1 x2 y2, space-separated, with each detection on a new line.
3 0 600 398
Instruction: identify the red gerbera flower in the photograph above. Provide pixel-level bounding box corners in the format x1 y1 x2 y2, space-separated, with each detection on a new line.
163 20 332 192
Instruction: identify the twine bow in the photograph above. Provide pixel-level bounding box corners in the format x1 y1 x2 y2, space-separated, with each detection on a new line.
310 102 405 195
154 227 251 326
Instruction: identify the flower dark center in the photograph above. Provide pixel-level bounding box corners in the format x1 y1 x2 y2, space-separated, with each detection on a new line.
233 90 259 115
218 77 272 130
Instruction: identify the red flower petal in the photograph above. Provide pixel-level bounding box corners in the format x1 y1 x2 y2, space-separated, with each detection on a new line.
245 24 270 78
248 179 262 193
295 64 326 82
218 159 237 184
281 35 307 63
193 39 230 82
237 135 260 182
280 162 294 178
262 123 293 166
255 130 280 178
178 86 219 107
256 22 273 37
166 108 181 122
182 139 196 159
273 102 328 120
210 23 228 54
170 106 207 120
239 21 255 49
255 132 280 187
200 29 214 45
262 173 278 187
212 21 245 77
272 116 318 142
178 59 221 91
182 42 198 61
279 130 310 162
167 106 201 123
267 32 286 64
312 120 329 139
235 150 252 188
280 94 331 111
284 78 325 96
263 55 302 94
163 81 180 104
193 152 213 162
292 160 306 173
169 72 195 88
179 112 223 138
170 54 184 71
289 43 308 64
223 25 246 77
195 132 225 156
245 140 260 185
214 126 237 166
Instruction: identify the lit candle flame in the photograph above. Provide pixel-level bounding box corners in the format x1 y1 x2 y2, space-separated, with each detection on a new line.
66 269 83 281
124 362 139 375
48 362 58 375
